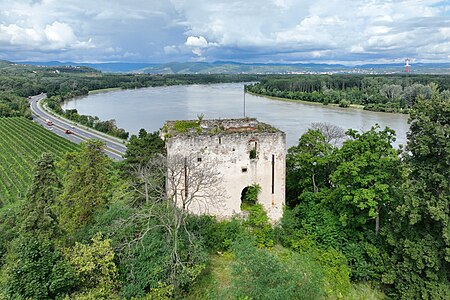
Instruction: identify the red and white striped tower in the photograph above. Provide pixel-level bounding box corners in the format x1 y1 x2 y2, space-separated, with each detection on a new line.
405 58 410 73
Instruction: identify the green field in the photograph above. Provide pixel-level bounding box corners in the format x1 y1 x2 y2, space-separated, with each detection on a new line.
0 117 79 202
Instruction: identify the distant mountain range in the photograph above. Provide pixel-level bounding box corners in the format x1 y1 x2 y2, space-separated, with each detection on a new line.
9 60 450 74
19 61 157 73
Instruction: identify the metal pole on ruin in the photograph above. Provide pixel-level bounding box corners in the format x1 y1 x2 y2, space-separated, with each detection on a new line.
243 84 246 118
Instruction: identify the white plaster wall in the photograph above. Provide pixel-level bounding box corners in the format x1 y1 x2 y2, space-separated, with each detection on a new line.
166 131 286 221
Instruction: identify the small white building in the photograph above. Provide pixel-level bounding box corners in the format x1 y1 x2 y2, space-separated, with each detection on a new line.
162 118 286 221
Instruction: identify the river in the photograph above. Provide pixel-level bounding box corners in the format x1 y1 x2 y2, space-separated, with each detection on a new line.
62 82 410 147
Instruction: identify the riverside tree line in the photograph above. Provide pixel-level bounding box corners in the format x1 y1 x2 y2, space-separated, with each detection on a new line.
246 74 450 113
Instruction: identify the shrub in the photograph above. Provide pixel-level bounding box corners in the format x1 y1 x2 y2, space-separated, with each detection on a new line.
245 204 274 248
230 237 325 300
339 99 350 108
241 183 261 207
173 120 201 133
1 235 76 299
290 238 351 299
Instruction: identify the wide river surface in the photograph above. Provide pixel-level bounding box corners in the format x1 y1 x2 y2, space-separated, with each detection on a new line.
62 82 410 147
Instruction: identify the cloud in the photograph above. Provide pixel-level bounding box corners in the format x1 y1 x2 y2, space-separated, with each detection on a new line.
350 45 365 53
171 0 450 62
0 24 44 45
184 35 217 57
0 21 92 51
164 45 179 55
0 0 449 63
185 36 208 48
44 22 77 47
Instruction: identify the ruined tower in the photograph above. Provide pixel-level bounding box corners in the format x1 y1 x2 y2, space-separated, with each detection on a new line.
162 118 286 221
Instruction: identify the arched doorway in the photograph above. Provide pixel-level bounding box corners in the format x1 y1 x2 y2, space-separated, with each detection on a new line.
240 184 261 210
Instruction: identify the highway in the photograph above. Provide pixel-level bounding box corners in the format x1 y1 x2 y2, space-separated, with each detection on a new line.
29 94 127 161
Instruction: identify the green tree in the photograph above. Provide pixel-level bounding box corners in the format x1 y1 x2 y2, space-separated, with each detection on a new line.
123 129 166 206
244 204 274 248
124 128 165 168
64 233 119 298
55 140 111 235
330 126 402 234
286 129 333 206
283 125 402 282
1 236 76 299
20 152 61 238
1 153 76 299
0 204 20 267
382 90 450 299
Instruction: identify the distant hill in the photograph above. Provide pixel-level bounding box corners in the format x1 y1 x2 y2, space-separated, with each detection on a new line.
138 61 350 74
0 61 99 75
12 60 450 74
0 59 12 66
21 61 157 73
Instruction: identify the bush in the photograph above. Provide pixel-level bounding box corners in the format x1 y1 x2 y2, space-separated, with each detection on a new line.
1 235 76 299
288 237 351 299
339 99 350 108
0 203 20 267
230 237 325 300
245 204 274 248
64 233 118 296
241 183 261 207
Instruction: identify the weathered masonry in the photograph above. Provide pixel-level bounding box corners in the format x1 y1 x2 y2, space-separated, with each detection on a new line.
162 118 286 221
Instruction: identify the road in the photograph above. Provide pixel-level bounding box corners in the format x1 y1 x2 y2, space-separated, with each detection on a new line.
29 94 127 161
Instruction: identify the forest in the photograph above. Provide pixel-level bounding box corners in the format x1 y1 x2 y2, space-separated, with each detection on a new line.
246 74 450 113
0 64 449 299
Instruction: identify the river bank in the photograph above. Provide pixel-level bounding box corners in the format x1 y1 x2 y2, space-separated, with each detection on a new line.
88 87 122 95
246 91 408 115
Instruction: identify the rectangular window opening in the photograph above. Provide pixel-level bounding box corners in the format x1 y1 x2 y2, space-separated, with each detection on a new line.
271 154 275 194
242 167 248 173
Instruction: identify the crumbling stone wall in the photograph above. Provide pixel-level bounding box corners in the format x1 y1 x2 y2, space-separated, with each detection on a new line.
164 118 286 221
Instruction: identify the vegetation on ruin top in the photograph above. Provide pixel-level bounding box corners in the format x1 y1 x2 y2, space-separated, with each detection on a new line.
162 118 281 138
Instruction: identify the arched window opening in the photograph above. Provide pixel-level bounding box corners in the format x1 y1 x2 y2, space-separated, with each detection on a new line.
240 184 261 211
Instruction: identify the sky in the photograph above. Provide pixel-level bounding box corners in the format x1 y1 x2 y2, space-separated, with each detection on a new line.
0 0 449 65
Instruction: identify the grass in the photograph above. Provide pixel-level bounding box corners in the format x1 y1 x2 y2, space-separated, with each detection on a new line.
88 87 122 94
186 252 386 300
347 283 386 300
172 120 201 133
186 253 234 300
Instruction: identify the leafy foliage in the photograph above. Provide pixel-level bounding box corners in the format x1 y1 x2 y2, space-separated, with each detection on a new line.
330 126 402 233
244 204 274 248
172 120 201 133
246 74 447 113
124 128 166 168
286 129 333 206
284 124 404 285
64 233 118 297
55 140 111 234
0 204 20 267
241 183 261 207
230 237 325 300
381 89 450 299
1 236 75 300
20 153 61 238
0 92 31 118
